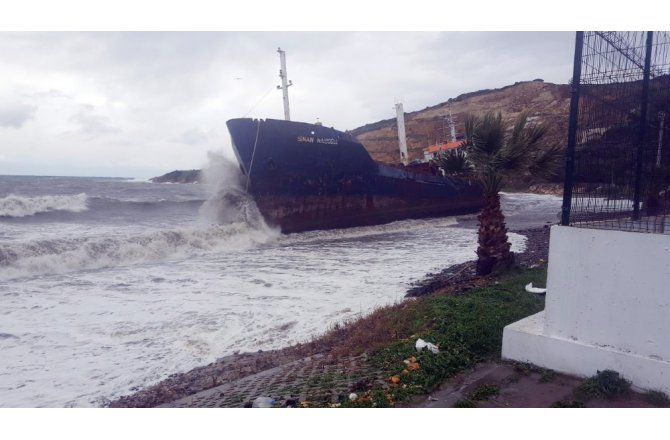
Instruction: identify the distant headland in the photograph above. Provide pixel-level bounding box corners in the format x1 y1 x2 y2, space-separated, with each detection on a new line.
150 169 201 184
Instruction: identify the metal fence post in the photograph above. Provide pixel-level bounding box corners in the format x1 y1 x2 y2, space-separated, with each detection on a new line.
633 31 654 219
561 31 584 226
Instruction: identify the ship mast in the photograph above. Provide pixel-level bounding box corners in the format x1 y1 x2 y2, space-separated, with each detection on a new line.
277 47 293 121
395 102 409 166
448 109 457 142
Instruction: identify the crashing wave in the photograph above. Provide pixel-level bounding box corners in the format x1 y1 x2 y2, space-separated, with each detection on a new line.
0 193 88 218
0 222 279 281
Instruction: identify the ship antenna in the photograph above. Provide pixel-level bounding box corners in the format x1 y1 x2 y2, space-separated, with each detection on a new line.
395 100 409 166
277 47 293 121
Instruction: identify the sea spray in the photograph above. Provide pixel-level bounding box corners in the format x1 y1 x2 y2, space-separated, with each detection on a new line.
198 152 278 234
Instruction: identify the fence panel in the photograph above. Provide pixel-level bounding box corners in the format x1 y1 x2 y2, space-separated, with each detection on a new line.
562 31 670 234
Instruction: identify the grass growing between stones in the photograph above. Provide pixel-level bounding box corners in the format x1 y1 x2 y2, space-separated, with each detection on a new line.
643 390 670 407
331 267 547 407
453 384 501 408
573 370 631 401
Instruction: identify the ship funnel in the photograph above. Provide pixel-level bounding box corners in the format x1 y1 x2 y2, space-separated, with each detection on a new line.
395 102 409 165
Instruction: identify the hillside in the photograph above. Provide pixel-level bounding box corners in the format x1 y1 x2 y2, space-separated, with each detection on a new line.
350 79 571 165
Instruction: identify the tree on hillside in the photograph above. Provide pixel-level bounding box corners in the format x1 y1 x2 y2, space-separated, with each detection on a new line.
464 111 563 276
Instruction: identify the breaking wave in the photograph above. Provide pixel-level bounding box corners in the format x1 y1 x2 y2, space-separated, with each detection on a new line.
0 155 278 280
88 197 206 211
0 193 89 218
279 216 460 246
0 222 278 281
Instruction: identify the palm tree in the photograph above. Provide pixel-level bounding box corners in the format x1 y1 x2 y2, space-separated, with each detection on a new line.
430 148 473 176
464 111 562 275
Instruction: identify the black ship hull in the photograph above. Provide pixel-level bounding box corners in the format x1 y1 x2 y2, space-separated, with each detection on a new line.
226 118 482 233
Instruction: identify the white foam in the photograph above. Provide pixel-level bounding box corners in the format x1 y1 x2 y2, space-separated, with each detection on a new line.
500 191 562 216
0 223 279 281
279 216 460 246
0 193 89 217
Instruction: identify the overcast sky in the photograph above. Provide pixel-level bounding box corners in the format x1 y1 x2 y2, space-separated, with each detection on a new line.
0 31 577 178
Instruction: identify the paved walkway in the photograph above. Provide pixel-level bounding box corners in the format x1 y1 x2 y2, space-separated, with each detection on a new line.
161 354 383 408
160 355 660 408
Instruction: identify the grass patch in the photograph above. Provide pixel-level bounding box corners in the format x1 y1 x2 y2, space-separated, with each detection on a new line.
550 400 586 408
453 399 477 408
509 361 556 382
451 384 500 407
296 267 546 407
468 384 500 401
574 370 631 401
331 267 547 407
643 390 670 407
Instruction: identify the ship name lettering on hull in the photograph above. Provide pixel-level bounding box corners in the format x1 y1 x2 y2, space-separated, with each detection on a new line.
297 136 339 145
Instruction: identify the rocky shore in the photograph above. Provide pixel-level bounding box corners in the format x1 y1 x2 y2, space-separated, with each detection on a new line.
108 226 552 408
407 226 550 297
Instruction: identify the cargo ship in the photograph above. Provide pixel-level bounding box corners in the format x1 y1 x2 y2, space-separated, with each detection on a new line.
225 49 482 233
227 117 481 233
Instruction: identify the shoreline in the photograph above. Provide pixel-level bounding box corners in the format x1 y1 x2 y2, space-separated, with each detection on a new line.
108 225 552 408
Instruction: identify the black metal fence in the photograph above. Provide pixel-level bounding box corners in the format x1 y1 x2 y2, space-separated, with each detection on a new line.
561 31 670 233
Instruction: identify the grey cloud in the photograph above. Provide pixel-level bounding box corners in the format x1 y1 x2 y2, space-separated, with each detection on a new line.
69 105 120 136
174 128 209 145
26 89 71 100
0 32 576 177
0 102 37 128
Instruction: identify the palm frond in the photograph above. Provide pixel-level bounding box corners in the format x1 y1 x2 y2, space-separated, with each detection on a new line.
478 171 504 196
465 112 505 157
431 149 473 175
465 110 560 190
528 143 564 180
521 123 549 149
509 111 529 147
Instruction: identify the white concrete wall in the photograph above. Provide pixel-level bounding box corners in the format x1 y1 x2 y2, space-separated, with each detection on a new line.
544 226 670 361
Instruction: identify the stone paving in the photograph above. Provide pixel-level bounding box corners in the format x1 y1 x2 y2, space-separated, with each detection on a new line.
161 354 384 408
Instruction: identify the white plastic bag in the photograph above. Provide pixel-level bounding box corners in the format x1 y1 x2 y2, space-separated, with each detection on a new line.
525 282 547 294
415 338 439 354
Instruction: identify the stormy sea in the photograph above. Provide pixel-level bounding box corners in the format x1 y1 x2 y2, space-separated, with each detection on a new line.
0 160 562 407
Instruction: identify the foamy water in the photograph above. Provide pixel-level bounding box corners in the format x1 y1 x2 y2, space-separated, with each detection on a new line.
0 193 89 218
0 174 562 407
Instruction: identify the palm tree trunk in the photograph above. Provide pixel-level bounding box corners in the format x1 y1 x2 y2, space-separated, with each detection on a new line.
476 193 514 275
